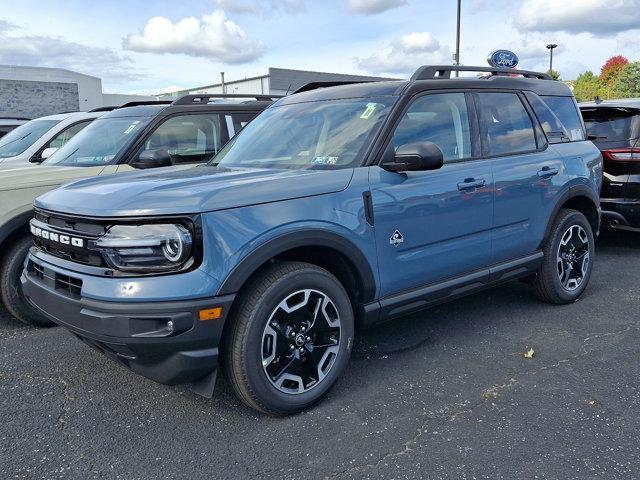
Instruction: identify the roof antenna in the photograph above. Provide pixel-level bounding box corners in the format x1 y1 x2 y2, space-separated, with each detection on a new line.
285 83 292 95
594 96 602 104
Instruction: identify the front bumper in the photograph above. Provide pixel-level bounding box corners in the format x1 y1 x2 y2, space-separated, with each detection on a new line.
22 253 235 389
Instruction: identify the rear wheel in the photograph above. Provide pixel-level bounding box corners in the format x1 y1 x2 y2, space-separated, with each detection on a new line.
0 235 55 327
533 209 594 304
223 261 354 415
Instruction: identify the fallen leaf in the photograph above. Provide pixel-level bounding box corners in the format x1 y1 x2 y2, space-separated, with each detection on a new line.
523 348 535 359
586 400 596 405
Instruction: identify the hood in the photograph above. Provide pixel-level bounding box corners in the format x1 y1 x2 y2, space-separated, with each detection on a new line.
35 165 354 216
0 165 102 192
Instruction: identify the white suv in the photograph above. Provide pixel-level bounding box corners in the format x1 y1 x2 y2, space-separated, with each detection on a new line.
0 110 109 167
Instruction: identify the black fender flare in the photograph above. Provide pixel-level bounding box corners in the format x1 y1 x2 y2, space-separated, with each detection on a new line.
217 229 377 303
540 185 601 248
0 210 33 251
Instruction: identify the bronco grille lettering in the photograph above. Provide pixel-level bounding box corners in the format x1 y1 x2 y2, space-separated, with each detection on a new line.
31 224 84 248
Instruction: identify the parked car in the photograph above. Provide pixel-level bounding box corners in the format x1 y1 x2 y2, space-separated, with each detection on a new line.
0 117 30 139
0 95 274 326
0 110 107 167
23 66 601 414
580 99 640 231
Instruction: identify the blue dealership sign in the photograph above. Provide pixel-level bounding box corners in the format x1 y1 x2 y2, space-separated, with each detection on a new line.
487 50 519 68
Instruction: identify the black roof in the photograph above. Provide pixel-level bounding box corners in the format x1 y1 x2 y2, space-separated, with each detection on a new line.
579 98 640 110
278 65 572 106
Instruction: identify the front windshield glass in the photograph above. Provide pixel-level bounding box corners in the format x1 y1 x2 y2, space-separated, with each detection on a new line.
44 116 150 167
0 119 59 158
211 96 396 170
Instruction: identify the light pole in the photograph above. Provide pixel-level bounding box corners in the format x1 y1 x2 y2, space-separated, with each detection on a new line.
546 43 557 74
454 0 461 77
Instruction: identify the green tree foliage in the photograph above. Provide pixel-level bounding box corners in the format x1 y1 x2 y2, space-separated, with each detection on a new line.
573 71 604 102
548 69 561 80
612 62 640 98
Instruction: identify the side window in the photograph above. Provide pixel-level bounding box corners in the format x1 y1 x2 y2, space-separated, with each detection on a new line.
524 92 569 144
540 95 586 141
226 112 258 138
477 92 537 156
143 113 222 165
393 93 472 162
47 120 92 149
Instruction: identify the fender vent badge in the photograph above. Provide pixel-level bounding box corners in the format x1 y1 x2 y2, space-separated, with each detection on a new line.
390 230 404 247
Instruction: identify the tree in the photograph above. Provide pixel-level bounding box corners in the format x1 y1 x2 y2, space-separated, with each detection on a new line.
548 69 561 81
613 62 640 98
600 55 629 88
573 71 604 102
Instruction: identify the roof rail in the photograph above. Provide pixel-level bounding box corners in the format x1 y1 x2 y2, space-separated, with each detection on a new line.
292 81 375 94
88 106 119 113
117 100 173 109
0 116 30 120
411 65 552 81
171 93 282 105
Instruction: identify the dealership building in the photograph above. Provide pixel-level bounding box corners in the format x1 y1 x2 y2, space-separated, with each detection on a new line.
0 65 393 119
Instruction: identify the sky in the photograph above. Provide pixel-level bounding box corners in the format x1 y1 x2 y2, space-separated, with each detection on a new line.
0 0 638 94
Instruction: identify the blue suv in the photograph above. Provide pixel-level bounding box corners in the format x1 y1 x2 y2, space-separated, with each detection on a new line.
23 66 602 414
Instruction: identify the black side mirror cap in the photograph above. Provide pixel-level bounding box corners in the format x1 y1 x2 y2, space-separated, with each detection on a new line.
131 149 173 169
382 142 444 172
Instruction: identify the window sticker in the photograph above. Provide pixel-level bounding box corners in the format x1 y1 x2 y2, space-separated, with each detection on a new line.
312 156 339 165
123 121 140 135
570 128 583 141
360 103 378 120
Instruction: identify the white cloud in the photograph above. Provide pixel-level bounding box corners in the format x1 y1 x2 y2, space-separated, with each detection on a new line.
212 0 305 15
123 11 265 64
355 32 451 75
0 21 136 82
516 0 640 36
347 0 407 15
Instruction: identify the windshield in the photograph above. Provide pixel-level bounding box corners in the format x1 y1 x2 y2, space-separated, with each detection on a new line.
0 119 59 158
44 116 151 167
211 97 396 170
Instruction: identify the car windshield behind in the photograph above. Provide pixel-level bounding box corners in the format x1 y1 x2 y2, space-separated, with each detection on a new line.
0 119 59 158
44 116 151 167
211 97 396 170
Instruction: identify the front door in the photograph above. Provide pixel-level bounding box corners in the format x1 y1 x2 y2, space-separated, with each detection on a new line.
370 92 494 298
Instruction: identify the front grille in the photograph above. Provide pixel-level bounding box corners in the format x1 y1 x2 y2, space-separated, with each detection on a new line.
32 209 107 267
27 260 83 299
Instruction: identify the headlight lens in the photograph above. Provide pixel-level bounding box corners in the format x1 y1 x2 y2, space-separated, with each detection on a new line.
91 224 193 273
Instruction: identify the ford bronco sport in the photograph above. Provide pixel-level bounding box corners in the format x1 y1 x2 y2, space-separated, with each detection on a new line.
23 66 602 414
0 95 273 326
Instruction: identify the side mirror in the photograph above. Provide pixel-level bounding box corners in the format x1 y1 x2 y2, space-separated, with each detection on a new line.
382 142 444 172
30 147 58 163
131 149 173 169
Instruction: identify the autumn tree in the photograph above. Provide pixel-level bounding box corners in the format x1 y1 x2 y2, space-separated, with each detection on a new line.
600 55 629 89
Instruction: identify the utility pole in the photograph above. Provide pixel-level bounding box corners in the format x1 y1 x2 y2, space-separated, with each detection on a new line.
546 44 557 74
455 0 461 77
221 72 226 94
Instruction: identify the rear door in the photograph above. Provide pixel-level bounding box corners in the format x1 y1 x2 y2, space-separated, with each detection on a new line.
370 91 494 297
478 91 561 264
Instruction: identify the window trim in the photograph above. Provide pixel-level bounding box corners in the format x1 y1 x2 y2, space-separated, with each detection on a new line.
373 89 482 168
472 89 548 160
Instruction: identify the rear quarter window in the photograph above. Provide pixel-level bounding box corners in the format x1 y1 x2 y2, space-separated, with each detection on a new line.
540 95 585 141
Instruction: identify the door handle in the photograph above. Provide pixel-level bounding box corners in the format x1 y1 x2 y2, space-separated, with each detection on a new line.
457 178 486 191
537 166 559 178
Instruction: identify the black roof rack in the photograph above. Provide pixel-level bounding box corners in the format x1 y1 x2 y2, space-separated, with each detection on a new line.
411 65 552 81
88 106 119 113
293 81 376 94
0 116 30 120
117 100 173 109
171 94 282 105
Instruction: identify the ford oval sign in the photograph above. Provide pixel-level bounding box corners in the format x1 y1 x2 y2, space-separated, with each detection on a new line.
487 50 519 68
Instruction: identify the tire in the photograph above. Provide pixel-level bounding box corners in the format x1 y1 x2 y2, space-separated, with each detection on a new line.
533 209 595 304
223 261 354 415
0 235 55 327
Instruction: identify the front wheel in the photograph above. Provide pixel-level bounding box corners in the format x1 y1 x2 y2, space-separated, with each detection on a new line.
0 235 55 327
223 261 354 415
533 209 595 304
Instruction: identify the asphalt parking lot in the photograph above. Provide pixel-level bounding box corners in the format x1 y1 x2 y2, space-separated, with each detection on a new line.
1 230 639 480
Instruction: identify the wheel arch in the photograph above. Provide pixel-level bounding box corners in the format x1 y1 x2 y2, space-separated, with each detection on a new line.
0 210 33 261
540 185 600 249
217 229 377 307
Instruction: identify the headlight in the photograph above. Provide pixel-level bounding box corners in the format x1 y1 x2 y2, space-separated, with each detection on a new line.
91 224 193 273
